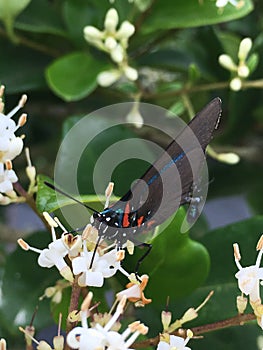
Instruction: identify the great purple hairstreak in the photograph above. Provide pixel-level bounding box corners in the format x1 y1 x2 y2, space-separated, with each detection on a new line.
46 97 221 275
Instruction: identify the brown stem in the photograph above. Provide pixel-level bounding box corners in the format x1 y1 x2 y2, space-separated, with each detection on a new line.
132 313 256 348
0 27 61 57
66 276 82 334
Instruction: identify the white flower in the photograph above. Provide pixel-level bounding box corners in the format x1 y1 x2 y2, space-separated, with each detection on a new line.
72 246 122 287
234 239 263 302
0 91 27 162
157 331 192 350
0 161 18 194
83 8 137 84
67 327 105 350
17 213 84 282
67 293 148 350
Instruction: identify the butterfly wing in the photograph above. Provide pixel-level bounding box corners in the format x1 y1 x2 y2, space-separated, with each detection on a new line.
107 98 221 231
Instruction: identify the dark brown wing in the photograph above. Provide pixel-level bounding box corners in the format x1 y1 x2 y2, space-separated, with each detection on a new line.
109 98 221 229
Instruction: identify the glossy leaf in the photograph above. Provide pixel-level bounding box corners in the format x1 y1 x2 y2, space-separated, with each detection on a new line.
0 0 31 20
141 0 253 34
0 38 50 92
127 207 210 302
15 0 66 35
46 52 108 101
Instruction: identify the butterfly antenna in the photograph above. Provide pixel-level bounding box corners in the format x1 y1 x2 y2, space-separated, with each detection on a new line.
89 235 102 269
44 181 99 213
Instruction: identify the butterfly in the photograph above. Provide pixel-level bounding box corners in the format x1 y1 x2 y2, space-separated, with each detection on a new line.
46 97 221 275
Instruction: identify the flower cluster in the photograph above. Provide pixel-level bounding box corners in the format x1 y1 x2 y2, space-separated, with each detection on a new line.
234 234 263 328
218 37 258 91
18 212 134 287
0 86 28 203
84 8 138 87
67 293 149 350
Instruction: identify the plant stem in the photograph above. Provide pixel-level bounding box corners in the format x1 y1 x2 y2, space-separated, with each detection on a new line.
143 79 263 100
66 276 82 334
132 312 256 348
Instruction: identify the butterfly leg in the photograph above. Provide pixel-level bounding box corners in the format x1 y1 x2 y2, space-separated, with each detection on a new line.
132 241 152 281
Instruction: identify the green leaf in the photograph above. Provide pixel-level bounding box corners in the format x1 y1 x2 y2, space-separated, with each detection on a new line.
63 0 97 47
59 115 155 197
36 174 57 213
46 52 108 101
0 0 31 20
0 38 50 93
141 0 253 34
127 208 210 302
15 0 66 35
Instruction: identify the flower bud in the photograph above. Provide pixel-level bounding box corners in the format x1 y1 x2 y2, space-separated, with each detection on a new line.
97 70 121 87
116 21 135 39
123 66 138 81
237 64 249 78
53 335 64 350
105 36 117 50
238 37 252 61
230 77 242 91
218 54 237 71
217 152 240 164
104 8 119 32
83 26 104 41
161 311 172 330
110 44 124 63
236 295 247 314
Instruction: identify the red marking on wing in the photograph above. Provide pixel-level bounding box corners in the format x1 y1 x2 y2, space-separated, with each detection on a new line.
122 202 130 228
137 216 144 227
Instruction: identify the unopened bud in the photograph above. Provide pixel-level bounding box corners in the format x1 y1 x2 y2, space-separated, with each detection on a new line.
161 311 172 330
237 64 249 78
117 21 135 39
238 37 252 61
105 37 117 50
123 66 138 81
59 266 74 283
53 335 64 350
236 295 247 314
181 308 198 323
230 77 242 91
83 26 104 41
104 8 119 32
216 152 240 164
110 44 124 63
37 341 52 350
26 166 36 183
218 54 237 71
97 70 121 87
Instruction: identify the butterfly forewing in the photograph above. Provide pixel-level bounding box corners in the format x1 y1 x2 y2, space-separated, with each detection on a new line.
97 98 221 240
